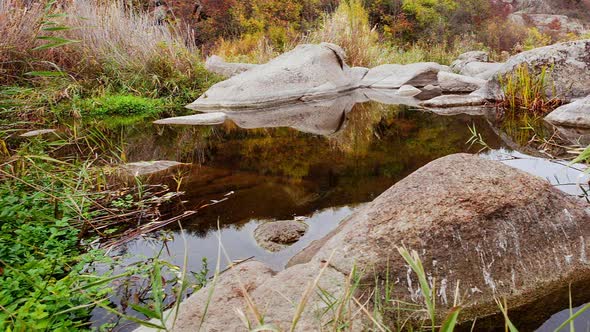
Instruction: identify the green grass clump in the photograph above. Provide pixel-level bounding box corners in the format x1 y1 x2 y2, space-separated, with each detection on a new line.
78 95 163 117
499 64 562 115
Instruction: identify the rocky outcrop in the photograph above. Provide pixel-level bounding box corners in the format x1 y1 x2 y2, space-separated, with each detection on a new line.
254 220 309 252
290 153 590 323
438 71 486 93
137 154 590 332
483 39 590 101
545 96 590 128
461 62 503 80
187 43 357 110
205 55 258 78
359 62 448 89
509 13 589 35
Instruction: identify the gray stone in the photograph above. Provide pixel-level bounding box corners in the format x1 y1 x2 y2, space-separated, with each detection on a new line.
415 84 442 100
204 55 258 78
188 43 356 110
153 112 227 125
254 220 309 252
19 129 57 137
545 96 590 128
461 61 503 80
450 51 490 73
290 154 590 323
397 85 422 97
419 94 487 108
483 40 590 101
350 66 369 85
509 13 589 35
359 62 447 89
437 71 486 93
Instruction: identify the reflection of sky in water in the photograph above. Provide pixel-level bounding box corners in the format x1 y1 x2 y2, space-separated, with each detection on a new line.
117 205 359 272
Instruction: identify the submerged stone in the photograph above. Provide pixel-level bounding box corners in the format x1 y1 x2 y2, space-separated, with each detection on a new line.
153 112 227 125
123 160 186 176
420 94 487 108
254 220 309 252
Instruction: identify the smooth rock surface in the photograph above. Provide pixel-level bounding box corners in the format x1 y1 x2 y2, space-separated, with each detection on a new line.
545 96 590 128
484 39 590 101
359 62 447 89
188 43 356 110
415 84 442 100
204 55 258 78
420 94 487 108
438 71 486 92
153 112 227 125
461 61 503 80
290 154 590 322
253 220 309 252
350 66 369 85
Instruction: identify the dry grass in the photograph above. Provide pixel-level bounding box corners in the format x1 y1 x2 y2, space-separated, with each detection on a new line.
1 0 213 99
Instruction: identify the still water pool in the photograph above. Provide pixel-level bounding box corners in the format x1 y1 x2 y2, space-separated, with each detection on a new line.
92 100 590 331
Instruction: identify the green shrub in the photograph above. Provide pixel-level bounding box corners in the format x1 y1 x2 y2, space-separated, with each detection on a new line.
78 95 163 117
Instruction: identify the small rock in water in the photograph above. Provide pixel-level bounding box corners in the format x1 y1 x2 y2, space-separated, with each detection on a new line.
154 112 227 125
20 129 56 137
254 220 309 252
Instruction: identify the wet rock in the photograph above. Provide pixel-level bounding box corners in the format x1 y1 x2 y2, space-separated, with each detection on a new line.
188 43 356 110
438 71 486 93
153 112 227 125
359 62 448 89
122 160 186 176
397 85 422 97
420 94 487 108
483 39 590 101
204 55 258 78
254 220 309 252
554 126 590 146
19 129 57 137
290 153 590 323
545 96 590 128
450 51 490 73
415 84 442 100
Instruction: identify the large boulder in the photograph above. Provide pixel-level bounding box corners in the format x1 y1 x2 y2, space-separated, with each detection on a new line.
438 71 486 93
545 96 590 128
187 43 357 110
204 55 258 78
290 153 590 323
359 62 448 89
483 40 590 101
